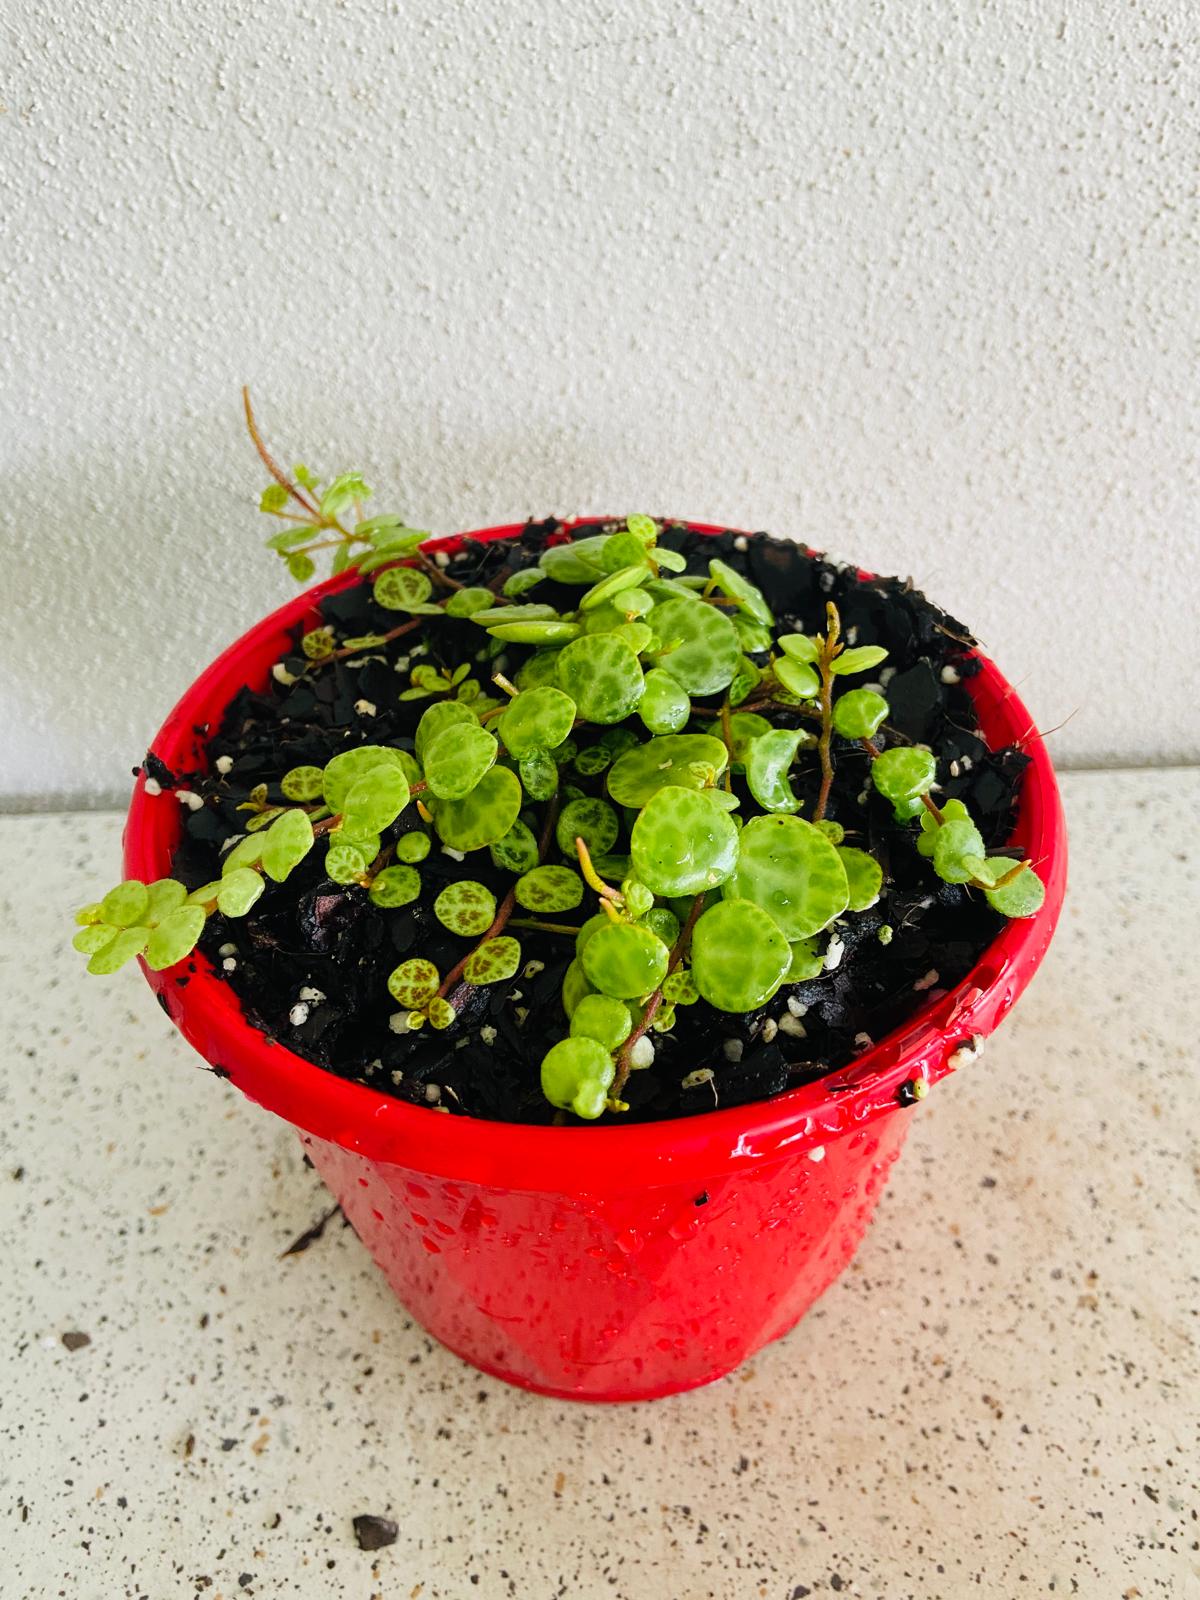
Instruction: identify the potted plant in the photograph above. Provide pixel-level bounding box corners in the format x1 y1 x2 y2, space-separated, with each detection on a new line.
72 396 1066 1401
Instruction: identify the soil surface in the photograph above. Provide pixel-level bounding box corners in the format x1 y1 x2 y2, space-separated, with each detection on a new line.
160 522 1028 1124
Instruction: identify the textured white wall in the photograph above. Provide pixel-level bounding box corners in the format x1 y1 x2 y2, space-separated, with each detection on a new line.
2 0 1196 803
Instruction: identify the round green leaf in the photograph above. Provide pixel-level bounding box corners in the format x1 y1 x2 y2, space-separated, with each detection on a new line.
259 808 315 882
323 746 413 814
490 818 540 874
557 634 645 723
707 557 773 625
368 865 422 908
423 723 498 800
415 700 478 763
302 626 334 659
519 748 558 801
661 966 698 1005
462 935 522 985
607 734 729 809
724 814 850 939
434 880 497 936
145 906 206 971
426 997 456 1030
778 633 819 664
626 514 657 544
574 913 610 959
837 845 884 910
539 535 610 583
872 746 937 804
732 615 773 654
434 764 523 852
374 566 433 610
341 762 411 833
514 865 584 913
630 786 739 897
984 863 1046 918
101 880 149 929
581 921 670 1000
647 598 740 696
145 878 187 922
691 899 791 1012
498 686 576 759
831 644 888 676
541 1036 615 1120
570 994 633 1051
215 868 265 917
73 922 119 955
444 585 496 617
503 567 546 598
932 818 988 885
387 958 440 1008
600 532 650 571
281 765 324 802
580 563 651 612
774 657 820 699
642 906 681 946
833 688 889 740
562 956 594 1017
786 936 824 982
621 878 654 919
325 843 368 884
556 797 618 860
638 668 691 734
727 711 772 770
86 925 152 975
396 831 432 864
745 729 810 813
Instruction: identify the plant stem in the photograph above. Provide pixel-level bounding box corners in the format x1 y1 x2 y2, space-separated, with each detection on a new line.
611 892 705 1100
321 617 423 663
243 387 320 518
438 789 562 1000
812 602 840 823
508 917 583 937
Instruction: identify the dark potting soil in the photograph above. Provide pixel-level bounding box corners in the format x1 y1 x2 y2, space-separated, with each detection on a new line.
159 522 1028 1125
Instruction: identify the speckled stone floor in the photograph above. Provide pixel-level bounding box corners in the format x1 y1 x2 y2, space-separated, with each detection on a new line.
2 770 1197 1600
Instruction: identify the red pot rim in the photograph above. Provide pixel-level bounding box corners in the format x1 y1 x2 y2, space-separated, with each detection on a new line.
124 519 1067 1192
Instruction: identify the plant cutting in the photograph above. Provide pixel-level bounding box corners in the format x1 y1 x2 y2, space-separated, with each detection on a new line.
71 397 1065 1400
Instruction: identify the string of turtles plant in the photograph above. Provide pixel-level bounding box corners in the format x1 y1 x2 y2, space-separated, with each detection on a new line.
73 408 1046 1121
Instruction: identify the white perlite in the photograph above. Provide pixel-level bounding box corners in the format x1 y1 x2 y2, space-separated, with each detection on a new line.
354 698 377 718
424 1083 442 1102
479 1025 497 1046
522 960 545 979
778 1012 807 1039
272 663 299 687
760 1017 778 1043
787 997 807 1017
176 788 204 812
215 755 233 775
682 1067 714 1088
733 535 748 551
217 942 238 958
940 664 961 685
722 1038 744 1063
388 1012 413 1034
629 1036 655 1070
288 1002 310 1027
947 1034 986 1070
142 777 162 795
298 986 326 1004
222 958 237 973
441 846 465 862
434 550 450 568
823 934 845 972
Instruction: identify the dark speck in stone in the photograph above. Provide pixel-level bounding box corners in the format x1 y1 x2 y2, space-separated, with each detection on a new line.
352 1513 399 1550
220 1438 237 1452
61 1331 91 1351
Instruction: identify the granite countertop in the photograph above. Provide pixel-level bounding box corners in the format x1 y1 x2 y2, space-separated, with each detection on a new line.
2 769 1197 1599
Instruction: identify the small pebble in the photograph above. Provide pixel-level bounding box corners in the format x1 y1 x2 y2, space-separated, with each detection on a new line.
142 776 162 796
354 698 377 718
218 942 238 958
940 664 961 685
823 935 845 972
352 1514 399 1551
913 968 940 992
722 1039 744 1064
629 1037 655 1070
442 847 465 863
176 789 204 812
61 1331 91 1351
434 550 450 568
948 1034 986 1070
522 960 545 979
424 1084 441 1103
733 535 748 551
222 958 237 973
778 1013 807 1039
760 1017 778 1043
215 755 234 775
786 996 807 1018
388 1013 413 1034
288 1002 310 1027
297 986 326 1004
853 1031 873 1050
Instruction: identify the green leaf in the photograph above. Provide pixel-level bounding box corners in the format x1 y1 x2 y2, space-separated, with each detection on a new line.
145 878 187 922
325 842 369 883
74 902 104 926
581 921 670 1000
395 831 432 864
837 845 884 910
744 728 810 813
374 566 434 610
984 863 1046 918
86 925 152 975
579 563 651 613
691 899 791 1011
422 723 498 801
833 688 889 740
774 657 820 699
101 880 150 928
488 618 584 646
570 994 633 1051
427 997 456 1030
73 922 119 955
562 957 594 1017
387 958 440 1009
514 865 584 913
498 686 577 759
368 865 422 908
729 655 762 705
646 598 740 696
260 808 315 882
555 634 646 723
777 633 820 664
503 567 546 598
556 797 618 860
281 765 325 802
445 586 497 617
630 786 740 897
323 745 415 814
600 532 651 572
786 936 824 982
319 472 372 517
539 535 610 584
463 936 522 985
574 913 610 959
301 626 334 660
732 615 773 654
642 906 681 946
287 552 316 582
519 749 558 801
434 880 497 936
216 868 265 917
145 906 206 970
264 526 313 553
626 514 657 544
724 814 850 939
637 668 691 735
413 700 476 763
707 557 773 625
931 818 988 885
652 546 688 572
726 711 772 770
185 880 221 908
815 819 844 843
831 644 888 676
607 734 729 808
871 746 937 804
260 483 290 512
541 1036 615 1120
433 765 523 852
620 878 654 919
490 819 540 875
661 966 698 1005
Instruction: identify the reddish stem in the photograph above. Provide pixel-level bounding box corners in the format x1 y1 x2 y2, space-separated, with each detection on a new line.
611 892 705 1099
243 387 319 518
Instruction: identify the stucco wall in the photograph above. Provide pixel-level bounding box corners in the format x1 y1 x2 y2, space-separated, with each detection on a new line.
2 0 1196 802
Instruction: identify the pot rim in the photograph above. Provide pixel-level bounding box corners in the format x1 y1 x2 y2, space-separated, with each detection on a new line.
124 518 1067 1191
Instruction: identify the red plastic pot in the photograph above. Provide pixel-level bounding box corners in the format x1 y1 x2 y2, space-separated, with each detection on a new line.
124 520 1066 1402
